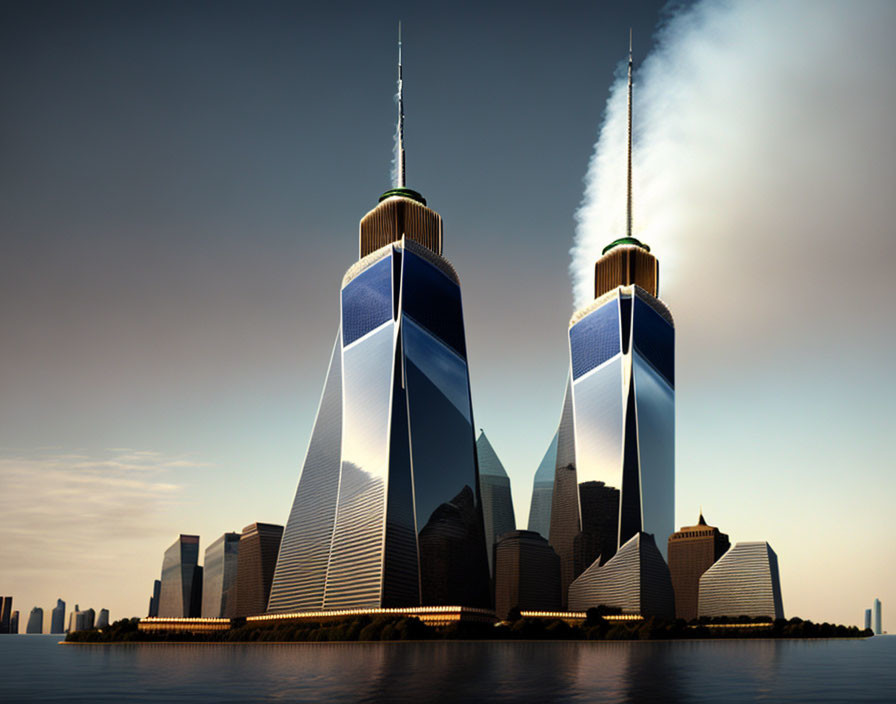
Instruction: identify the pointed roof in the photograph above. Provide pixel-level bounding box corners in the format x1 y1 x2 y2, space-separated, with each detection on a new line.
476 430 509 478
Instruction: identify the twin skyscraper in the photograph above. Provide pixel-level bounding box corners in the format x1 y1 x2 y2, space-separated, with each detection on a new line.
265 36 674 615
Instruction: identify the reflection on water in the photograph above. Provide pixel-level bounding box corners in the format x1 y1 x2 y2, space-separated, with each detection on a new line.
1 635 894 703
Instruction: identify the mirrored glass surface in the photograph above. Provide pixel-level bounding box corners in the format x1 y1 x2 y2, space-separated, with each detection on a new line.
570 299 621 380
401 249 466 357
341 256 392 346
571 356 624 488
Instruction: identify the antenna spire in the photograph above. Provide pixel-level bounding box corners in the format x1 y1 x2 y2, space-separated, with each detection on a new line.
396 21 406 188
626 28 633 239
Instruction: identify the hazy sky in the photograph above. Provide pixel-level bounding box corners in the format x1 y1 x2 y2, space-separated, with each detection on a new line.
1 0 893 630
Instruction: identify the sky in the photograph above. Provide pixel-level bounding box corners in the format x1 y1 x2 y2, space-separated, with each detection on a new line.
1 0 894 631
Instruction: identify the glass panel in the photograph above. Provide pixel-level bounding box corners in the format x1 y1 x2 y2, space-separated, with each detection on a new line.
571 356 624 488
402 317 489 607
633 351 675 559
527 429 558 539
324 323 394 609
569 298 621 380
401 248 467 357
268 331 343 613
633 295 674 386
341 256 393 346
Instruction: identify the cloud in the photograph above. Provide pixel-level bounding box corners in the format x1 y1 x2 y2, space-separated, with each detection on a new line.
571 0 896 368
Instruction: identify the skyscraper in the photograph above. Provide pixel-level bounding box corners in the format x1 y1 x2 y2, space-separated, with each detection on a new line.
568 531 674 618
865 608 872 630
26 607 43 634
493 530 561 619
667 513 730 621
0 597 12 634
873 598 882 635
476 430 516 577
67 605 95 632
231 523 282 618
202 532 241 618
148 579 161 617
549 39 674 605
9 611 19 634
527 430 557 539
698 542 784 620
267 36 490 613
50 599 65 634
96 609 109 629
157 535 203 618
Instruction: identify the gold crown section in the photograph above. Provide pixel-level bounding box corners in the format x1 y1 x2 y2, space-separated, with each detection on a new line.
359 196 443 258
594 245 658 299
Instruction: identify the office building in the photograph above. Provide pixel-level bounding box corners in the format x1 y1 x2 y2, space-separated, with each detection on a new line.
50 599 65 634
202 532 240 617
96 609 109 629
568 532 674 618
148 579 161 617
0 597 12 634
493 530 561 619
698 542 784 619
527 431 557 539
158 535 203 618
667 513 730 621
476 431 516 576
865 609 872 630
549 41 674 606
232 523 282 617
26 607 43 634
67 605 95 633
874 598 882 635
9 611 18 634
267 46 490 613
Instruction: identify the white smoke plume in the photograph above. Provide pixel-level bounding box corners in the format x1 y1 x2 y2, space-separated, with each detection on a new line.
572 0 896 326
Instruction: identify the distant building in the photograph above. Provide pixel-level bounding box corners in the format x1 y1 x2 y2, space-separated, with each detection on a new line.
865 609 872 630
96 609 109 629
10 611 19 634
568 532 674 618
874 598 882 635
232 523 282 617
476 431 516 577
50 599 65 634
148 579 161 617
158 535 203 618
527 432 557 539
67 605 95 633
698 542 784 620
202 532 240 617
26 607 43 634
493 530 561 619
667 513 730 621
0 597 12 634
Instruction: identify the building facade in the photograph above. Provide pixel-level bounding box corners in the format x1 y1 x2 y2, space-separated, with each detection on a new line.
67 605 95 633
268 189 491 614
96 609 109 629
232 523 282 617
493 530 561 619
698 542 784 620
26 607 43 634
667 513 730 621
865 608 872 630
202 532 240 617
476 431 516 577
9 611 18 634
874 598 882 635
0 597 12 634
527 431 557 539
157 535 203 618
567 532 675 618
50 599 65 634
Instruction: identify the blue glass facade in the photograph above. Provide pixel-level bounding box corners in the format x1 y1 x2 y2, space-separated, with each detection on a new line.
269 240 489 612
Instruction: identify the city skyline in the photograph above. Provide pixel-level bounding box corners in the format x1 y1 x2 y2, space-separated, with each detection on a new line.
1 0 894 628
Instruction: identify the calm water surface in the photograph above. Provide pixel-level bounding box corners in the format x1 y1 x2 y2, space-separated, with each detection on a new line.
1 634 894 702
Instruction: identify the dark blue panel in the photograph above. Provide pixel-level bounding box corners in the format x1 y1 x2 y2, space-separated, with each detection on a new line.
401 250 467 357
341 256 392 346
569 301 621 380
633 296 674 386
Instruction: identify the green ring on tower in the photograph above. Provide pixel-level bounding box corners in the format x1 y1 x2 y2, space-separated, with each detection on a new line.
602 236 651 255
379 187 427 206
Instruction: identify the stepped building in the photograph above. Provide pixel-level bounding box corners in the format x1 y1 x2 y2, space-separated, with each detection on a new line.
568 531 674 618
476 431 516 576
667 513 730 621
698 542 784 619
548 38 675 606
267 38 490 613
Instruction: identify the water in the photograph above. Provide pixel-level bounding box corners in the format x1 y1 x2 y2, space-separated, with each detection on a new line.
2 635 894 702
